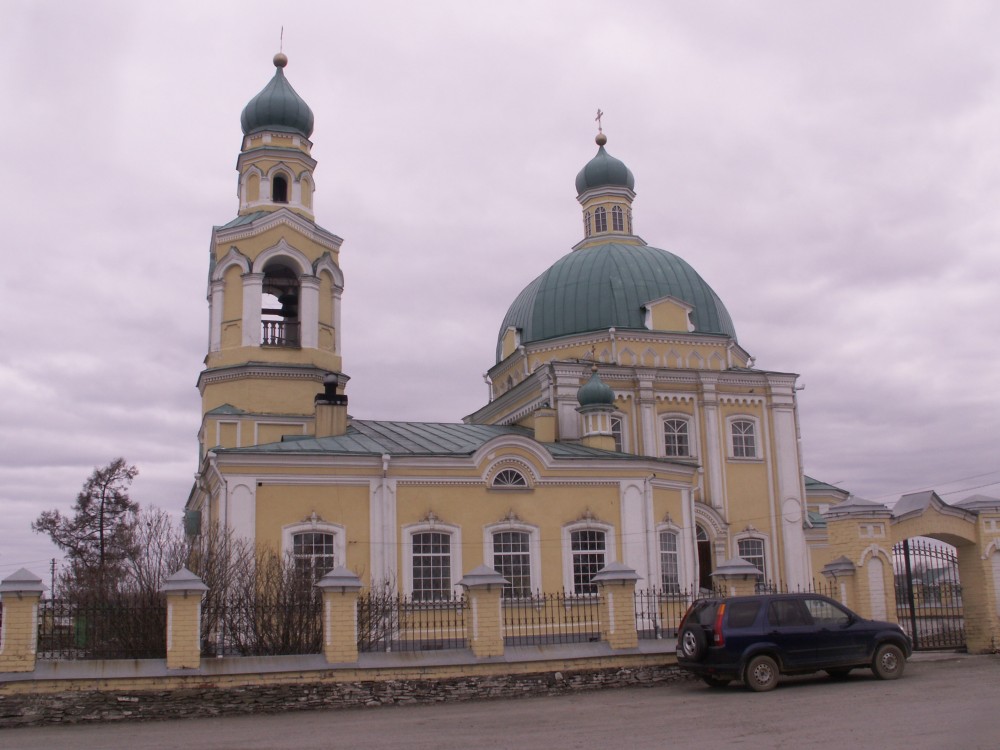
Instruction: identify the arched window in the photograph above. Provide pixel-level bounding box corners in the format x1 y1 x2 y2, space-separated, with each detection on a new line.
570 529 606 595
730 418 758 458
492 468 528 488
411 531 453 601
659 530 680 594
612 205 624 231
627 208 633 234
610 415 624 452
261 261 300 347
663 418 690 457
292 531 335 583
492 530 532 598
272 173 289 203
696 524 713 591
594 206 607 232
584 210 592 237
737 537 766 582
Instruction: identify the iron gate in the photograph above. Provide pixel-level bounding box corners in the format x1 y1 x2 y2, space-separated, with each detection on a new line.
893 538 965 650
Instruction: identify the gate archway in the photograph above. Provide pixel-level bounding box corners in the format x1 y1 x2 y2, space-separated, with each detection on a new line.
893 538 964 650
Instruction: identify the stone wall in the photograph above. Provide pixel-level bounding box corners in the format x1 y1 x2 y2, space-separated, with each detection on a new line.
0 663 690 728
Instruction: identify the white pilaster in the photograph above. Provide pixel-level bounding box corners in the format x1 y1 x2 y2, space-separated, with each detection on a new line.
299 275 320 349
241 273 264 347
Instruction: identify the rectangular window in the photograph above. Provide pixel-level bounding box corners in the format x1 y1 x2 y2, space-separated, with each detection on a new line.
493 531 532 598
737 538 766 581
571 529 606 595
659 531 680 594
412 531 451 601
663 418 690 457
731 419 757 458
293 531 335 583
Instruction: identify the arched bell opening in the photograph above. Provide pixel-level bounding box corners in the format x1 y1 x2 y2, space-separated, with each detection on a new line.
261 262 300 347
272 173 289 203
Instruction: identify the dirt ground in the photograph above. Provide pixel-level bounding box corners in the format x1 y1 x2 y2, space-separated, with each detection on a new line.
4 653 998 750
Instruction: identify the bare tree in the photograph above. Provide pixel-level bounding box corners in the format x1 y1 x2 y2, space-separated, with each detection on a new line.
32 458 139 596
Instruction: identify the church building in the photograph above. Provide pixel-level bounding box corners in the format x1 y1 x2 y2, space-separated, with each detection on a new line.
186 53 824 599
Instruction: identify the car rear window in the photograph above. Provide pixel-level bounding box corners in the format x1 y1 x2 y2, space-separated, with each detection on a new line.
726 600 761 628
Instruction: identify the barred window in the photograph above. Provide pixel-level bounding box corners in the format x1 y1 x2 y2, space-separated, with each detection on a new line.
493 468 527 488
732 419 757 458
293 531 335 583
571 529 606 595
412 531 451 601
595 206 607 232
738 538 766 581
659 530 680 594
612 205 624 231
493 531 532 598
663 418 690 457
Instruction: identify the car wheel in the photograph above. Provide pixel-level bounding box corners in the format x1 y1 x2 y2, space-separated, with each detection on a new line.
678 624 708 661
702 675 731 689
872 643 905 680
826 668 852 680
744 655 780 692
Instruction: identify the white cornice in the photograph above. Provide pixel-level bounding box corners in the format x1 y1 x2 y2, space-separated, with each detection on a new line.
213 209 343 251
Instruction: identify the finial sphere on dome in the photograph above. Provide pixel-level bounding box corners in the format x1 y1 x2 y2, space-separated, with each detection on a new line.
274 52 288 68
595 132 607 146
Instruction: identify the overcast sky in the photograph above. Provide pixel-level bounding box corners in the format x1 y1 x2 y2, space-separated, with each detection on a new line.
2 1 999 578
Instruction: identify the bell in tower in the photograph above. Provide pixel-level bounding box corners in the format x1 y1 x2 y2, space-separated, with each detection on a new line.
196 53 349 455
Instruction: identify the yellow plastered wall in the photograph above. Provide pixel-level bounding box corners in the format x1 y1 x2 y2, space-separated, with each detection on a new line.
221 264 244 348
247 173 260 202
645 298 691 332
254 483 372 577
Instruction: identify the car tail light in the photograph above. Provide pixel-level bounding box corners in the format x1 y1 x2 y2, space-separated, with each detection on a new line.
713 603 727 646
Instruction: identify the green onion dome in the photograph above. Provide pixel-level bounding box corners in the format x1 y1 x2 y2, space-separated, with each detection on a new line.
240 53 315 138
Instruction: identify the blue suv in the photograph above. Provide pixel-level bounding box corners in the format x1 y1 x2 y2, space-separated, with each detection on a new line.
676 593 912 691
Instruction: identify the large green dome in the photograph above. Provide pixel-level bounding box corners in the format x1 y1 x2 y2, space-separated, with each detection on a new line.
496 242 737 362
240 54 315 138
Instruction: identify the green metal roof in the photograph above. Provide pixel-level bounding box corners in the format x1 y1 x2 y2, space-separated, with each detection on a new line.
218 419 679 463
804 475 845 493
496 242 737 362
240 58 314 138
575 144 635 194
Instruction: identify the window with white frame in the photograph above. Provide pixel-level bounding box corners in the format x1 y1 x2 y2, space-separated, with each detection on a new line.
663 417 691 457
737 537 766 581
570 529 606 595
492 468 528 488
492 530 532 598
584 210 592 237
595 206 607 232
610 415 624 452
411 531 452 601
292 531 335 583
730 418 758 458
659 530 680 594
612 205 624 231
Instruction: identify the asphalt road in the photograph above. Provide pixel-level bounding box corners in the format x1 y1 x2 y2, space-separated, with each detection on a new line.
4 653 998 750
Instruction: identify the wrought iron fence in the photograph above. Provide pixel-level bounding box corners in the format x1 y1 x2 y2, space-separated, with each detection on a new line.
894 538 965 650
634 587 693 640
36 596 166 660
202 598 323 657
502 592 602 646
357 591 467 652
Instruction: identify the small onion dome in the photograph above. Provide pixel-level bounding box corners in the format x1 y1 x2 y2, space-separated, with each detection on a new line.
575 133 635 194
240 53 315 138
577 367 615 407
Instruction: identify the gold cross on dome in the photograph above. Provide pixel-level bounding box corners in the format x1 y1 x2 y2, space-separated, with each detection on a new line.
595 109 604 133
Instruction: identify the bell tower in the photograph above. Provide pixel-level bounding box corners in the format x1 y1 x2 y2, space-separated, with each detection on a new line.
197 53 347 456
